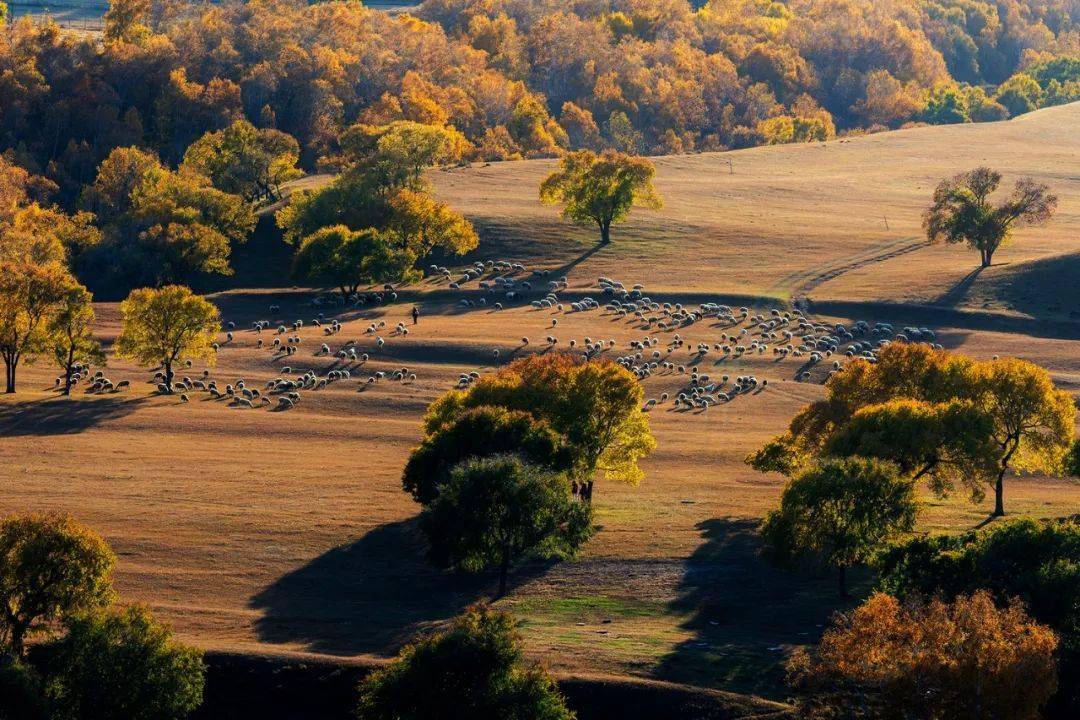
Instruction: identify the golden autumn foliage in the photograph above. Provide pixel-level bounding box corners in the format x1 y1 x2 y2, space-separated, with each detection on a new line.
789 591 1059 720
115 285 220 393
750 343 1076 515
0 0 1073 213
422 353 657 488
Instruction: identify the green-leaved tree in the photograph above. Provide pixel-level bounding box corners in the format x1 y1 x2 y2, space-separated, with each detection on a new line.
924 167 1057 267
540 150 662 244
421 456 593 597
0 513 115 658
357 604 573 720
761 457 918 596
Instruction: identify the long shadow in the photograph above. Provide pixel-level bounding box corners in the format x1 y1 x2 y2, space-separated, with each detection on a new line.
250 517 553 656
933 265 984 308
0 395 147 436
549 241 606 280
977 251 1080 319
654 518 868 697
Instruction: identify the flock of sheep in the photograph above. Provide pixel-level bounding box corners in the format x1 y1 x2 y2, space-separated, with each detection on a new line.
63 258 942 417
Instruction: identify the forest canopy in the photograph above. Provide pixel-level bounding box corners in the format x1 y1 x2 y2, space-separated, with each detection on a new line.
0 0 1074 208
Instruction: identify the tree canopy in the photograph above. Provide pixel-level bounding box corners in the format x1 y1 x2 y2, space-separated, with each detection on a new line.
0 513 115 658
0 0 1072 218
540 150 662 243
357 604 574 720
421 456 593 596
79 148 256 293
423 353 656 489
761 457 919 595
403 406 575 506
115 285 220 393
0 512 205 720
788 591 1059 720
49 282 103 396
924 167 1058 267
180 120 303 203
292 225 418 298
46 605 205 720
875 516 1080 713
748 343 1076 517
0 260 79 393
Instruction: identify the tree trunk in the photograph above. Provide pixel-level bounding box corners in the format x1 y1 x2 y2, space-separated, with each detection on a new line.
9 622 25 658
63 345 75 395
837 564 848 598
4 359 15 394
992 438 1019 518
599 220 611 244
982 248 992 267
993 469 1006 517
497 543 510 598
164 361 174 394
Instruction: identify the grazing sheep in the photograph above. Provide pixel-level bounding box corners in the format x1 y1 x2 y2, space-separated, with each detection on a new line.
180 394 189 403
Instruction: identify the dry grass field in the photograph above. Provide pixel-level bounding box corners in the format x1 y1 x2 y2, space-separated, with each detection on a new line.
2 103 1079 701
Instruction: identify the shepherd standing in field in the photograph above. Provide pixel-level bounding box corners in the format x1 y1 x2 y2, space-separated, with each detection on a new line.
411 306 420 325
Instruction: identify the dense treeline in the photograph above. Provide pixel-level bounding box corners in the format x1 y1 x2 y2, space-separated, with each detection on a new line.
0 0 1076 212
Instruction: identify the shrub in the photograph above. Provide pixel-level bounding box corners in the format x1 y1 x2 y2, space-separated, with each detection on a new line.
357 604 573 720
45 605 205 720
876 516 1080 712
789 591 1058 720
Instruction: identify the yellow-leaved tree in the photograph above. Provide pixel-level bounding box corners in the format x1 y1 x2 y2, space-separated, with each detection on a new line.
540 150 662 244
115 285 220 394
418 353 656 499
747 343 1076 517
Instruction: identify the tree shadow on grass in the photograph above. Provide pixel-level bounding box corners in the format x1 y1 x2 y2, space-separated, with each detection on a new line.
0 395 147 436
976 251 1080 319
250 517 554 656
654 518 869 698
933 265 985 308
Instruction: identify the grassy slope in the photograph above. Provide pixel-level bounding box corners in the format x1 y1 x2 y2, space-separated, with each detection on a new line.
1 104 1078 702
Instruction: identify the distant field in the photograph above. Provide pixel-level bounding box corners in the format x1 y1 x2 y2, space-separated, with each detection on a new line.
1 103 1078 701
6 0 419 28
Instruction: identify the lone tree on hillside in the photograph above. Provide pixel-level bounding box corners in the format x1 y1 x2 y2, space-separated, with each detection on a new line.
924 167 1057 267
761 457 918 596
0 513 115 658
421 456 593 597
540 150 662 244
115 285 220 393
357 604 574 720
